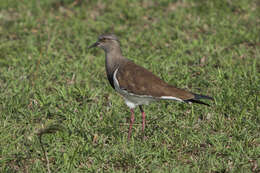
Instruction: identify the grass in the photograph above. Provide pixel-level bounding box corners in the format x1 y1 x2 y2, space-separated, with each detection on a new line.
0 0 259 172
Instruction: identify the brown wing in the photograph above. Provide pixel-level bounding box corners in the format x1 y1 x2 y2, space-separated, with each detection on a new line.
116 61 195 100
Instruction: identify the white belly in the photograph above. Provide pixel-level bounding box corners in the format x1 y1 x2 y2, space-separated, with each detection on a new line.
123 94 155 109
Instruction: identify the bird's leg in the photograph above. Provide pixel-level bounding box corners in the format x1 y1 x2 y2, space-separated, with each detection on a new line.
139 106 146 133
128 109 135 140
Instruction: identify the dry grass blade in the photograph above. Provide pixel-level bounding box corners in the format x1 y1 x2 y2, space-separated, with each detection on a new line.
37 125 65 173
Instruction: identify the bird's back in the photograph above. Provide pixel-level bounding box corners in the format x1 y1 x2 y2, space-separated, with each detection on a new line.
116 60 195 100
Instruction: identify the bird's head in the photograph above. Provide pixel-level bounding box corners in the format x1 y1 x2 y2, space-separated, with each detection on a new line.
89 34 120 52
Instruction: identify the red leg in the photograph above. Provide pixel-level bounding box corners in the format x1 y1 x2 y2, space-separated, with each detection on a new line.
139 106 146 133
128 109 135 140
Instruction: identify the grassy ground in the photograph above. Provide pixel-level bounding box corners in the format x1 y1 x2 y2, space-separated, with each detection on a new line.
0 0 259 172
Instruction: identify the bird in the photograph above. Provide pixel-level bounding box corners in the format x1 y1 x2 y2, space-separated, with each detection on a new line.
89 34 213 140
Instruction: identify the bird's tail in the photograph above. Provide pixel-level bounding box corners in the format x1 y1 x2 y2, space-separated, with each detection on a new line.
184 93 213 106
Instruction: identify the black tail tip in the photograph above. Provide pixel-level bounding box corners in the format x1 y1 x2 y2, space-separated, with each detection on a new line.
185 93 214 106
184 99 211 106
193 94 214 101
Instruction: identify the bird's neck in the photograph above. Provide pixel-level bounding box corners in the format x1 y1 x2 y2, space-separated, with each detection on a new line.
105 46 124 73
104 46 127 89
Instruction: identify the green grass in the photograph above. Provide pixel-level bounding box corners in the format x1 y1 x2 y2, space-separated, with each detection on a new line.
0 0 259 172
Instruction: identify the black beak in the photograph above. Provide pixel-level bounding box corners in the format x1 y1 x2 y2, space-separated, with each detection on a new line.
88 41 99 49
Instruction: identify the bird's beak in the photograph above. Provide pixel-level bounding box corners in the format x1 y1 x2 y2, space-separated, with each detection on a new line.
88 41 100 49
